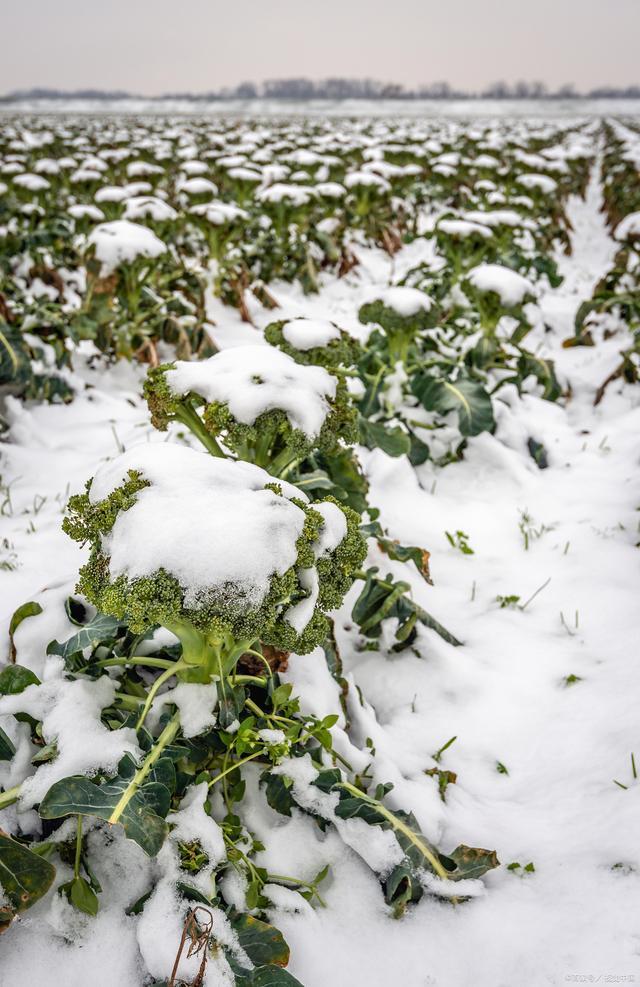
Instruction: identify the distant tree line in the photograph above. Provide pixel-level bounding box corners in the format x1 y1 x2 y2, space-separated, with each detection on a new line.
2 79 640 102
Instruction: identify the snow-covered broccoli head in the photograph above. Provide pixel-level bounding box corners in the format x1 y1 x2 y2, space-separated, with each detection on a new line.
264 317 361 368
462 263 536 331
143 345 358 473
63 444 366 669
84 219 167 276
358 287 438 362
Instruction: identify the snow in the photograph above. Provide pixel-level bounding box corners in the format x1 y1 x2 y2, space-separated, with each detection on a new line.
88 444 308 610
281 317 342 350
344 170 391 191
272 754 405 875
190 201 248 225
178 176 218 197
165 345 338 438
123 195 178 223
284 567 320 633
0 658 140 809
312 500 348 557
85 219 167 274
516 173 558 194
152 681 218 738
68 203 105 222
465 263 536 306
314 181 346 199
13 172 50 191
257 183 314 206
166 782 226 872
365 285 433 316
436 217 493 239
614 210 640 242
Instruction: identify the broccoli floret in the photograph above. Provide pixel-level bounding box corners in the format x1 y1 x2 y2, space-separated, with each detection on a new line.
143 345 358 474
264 318 362 369
63 445 366 676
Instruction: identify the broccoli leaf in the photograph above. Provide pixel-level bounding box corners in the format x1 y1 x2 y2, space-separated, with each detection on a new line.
8 601 43 663
231 912 290 968
0 725 15 761
0 829 56 927
47 612 123 660
411 373 495 437
0 664 40 696
439 844 500 881
358 417 411 457
352 569 461 649
39 753 175 856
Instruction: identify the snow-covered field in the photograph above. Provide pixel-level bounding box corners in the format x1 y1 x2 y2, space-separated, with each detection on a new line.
0 115 639 987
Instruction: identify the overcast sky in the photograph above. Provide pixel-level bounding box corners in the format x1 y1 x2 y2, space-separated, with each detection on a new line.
2 0 638 94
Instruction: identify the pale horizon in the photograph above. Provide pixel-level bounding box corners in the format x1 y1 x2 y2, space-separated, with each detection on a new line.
1 0 639 95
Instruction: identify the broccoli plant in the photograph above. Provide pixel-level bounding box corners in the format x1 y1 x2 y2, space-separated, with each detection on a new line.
462 263 536 339
144 344 358 475
359 286 438 364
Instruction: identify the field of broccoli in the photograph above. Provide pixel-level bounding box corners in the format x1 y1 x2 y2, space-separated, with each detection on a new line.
0 109 639 987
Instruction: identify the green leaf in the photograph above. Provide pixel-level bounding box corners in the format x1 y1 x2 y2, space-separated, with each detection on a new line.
0 324 32 391
217 682 246 729
231 912 290 968
358 418 411 457
407 430 431 466
0 829 56 918
8 601 43 662
250 969 305 987
47 612 123 660
361 519 432 582
439 844 500 881
0 725 15 761
0 664 40 696
411 374 495 437
527 438 549 469
352 569 461 649
261 772 294 817
60 875 99 916
39 753 175 856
